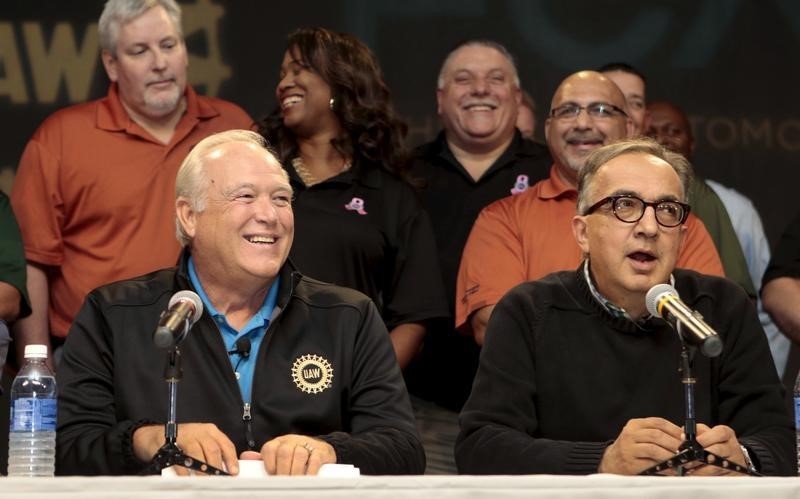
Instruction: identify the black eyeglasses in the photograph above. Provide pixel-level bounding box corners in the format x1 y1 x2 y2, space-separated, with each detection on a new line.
550 102 628 120
584 195 690 228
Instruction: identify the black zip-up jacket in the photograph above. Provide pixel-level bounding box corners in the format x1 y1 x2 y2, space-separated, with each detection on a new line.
56 253 424 475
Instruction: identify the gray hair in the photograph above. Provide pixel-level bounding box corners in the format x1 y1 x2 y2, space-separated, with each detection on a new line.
576 137 693 215
99 0 182 55
174 130 286 247
436 39 521 89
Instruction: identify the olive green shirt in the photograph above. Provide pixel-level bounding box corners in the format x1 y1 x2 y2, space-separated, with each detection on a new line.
689 178 756 298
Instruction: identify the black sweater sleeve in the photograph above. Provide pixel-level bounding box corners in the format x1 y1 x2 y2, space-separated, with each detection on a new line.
456 283 609 474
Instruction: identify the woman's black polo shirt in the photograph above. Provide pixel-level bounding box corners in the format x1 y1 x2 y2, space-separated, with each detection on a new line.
286 160 448 330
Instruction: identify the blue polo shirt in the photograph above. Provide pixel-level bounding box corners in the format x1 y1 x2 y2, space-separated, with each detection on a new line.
188 257 279 404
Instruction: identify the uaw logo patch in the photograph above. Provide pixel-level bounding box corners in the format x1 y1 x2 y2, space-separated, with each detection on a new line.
291 354 334 394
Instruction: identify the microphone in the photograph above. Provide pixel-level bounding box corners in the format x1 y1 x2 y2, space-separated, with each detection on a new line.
228 337 252 374
645 284 723 357
153 290 203 349
228 337 251 358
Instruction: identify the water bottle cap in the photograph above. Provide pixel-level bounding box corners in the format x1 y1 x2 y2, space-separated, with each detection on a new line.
24 344 48 359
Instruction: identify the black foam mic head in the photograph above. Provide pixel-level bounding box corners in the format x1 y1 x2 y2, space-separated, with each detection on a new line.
153 290 203 349
233 337 251 357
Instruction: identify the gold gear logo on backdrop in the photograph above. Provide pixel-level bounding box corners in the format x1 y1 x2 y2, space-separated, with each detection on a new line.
182 0 231 96
291 354 334 394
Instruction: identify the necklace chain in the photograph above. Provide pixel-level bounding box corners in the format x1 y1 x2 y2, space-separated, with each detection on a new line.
291 156 352 187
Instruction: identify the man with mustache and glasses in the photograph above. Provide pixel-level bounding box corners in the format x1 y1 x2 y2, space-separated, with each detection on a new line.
10 0 251 366
456 71 724 346
456 138 793 476
406 40 551 474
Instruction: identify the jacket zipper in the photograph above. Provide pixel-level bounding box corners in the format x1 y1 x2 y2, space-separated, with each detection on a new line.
239 272 298 452
243 402 256 450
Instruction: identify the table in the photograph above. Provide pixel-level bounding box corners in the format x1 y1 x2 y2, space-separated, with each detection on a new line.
1 474 799 498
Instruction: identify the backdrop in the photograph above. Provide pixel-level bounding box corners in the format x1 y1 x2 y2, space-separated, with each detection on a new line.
1 0 797 245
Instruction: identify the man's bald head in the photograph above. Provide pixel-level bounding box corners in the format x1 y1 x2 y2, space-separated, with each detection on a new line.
545 71 633 185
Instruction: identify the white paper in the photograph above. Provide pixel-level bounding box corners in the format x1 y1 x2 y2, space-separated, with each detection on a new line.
161 459 360 477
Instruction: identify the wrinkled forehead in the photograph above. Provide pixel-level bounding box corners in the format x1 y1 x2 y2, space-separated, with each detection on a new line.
551 76 627 109
595 153 684 199
207 142 289 181
121 5 180 34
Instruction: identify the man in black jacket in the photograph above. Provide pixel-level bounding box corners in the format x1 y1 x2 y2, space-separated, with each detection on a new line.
56 129 424 476
456 138 793 476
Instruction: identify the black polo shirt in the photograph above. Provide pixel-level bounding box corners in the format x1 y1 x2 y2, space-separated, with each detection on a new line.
762 211 800 390
286 159 448 330
405 130 552 410
764 211 800 284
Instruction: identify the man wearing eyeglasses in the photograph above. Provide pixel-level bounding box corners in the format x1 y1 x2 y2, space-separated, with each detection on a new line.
456 71 724 345
456 138 793 476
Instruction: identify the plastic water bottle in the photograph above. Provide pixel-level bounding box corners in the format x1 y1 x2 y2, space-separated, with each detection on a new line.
795 370 800 476
7 344 57 477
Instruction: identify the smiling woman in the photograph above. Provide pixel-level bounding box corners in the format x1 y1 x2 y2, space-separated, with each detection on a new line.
258 28 447 370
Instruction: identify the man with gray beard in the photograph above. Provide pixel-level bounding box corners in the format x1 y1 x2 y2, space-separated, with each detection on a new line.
11 0 251 364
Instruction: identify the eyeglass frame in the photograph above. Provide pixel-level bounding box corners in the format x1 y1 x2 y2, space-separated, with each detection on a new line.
583 194 691 228
549 102 629 120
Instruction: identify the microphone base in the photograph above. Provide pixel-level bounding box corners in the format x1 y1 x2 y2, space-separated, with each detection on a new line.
144 441 230 476
639 344 758 476
639 438 760 476
143 345 229 476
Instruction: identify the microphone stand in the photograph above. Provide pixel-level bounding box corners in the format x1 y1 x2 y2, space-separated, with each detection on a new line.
639 342 760 476
145 320 229 476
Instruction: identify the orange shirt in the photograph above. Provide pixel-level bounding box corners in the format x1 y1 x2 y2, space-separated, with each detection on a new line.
11 84 253 337
455 166 725 329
